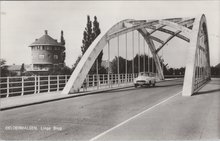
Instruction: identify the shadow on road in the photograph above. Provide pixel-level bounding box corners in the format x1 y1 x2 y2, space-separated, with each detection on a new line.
193 88 220 96
193 79 220 96
154 83 183 88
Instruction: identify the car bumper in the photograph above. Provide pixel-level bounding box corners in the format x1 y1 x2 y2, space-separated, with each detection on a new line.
134 81 150 85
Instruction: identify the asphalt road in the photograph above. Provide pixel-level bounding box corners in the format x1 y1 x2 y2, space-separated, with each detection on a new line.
0 79 183 140
1 79 219 140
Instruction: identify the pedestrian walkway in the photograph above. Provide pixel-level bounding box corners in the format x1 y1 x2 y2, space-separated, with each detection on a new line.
0 83 133 110
91 78 220 140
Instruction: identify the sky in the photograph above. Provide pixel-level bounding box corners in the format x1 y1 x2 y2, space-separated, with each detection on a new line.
1 1 220 68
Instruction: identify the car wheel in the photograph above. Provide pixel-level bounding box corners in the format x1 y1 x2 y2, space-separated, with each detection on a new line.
152 83 155 87
134 84 138 88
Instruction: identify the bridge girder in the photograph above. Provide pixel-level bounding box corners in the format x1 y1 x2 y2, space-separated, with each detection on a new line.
108 18 193 44
156 30 182 53
137 28 164 80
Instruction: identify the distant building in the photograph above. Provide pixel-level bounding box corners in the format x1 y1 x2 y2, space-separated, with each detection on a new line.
28 30 65 75
7 64 31 76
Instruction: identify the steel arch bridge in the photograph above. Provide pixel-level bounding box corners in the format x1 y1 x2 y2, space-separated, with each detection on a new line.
62 14 211 96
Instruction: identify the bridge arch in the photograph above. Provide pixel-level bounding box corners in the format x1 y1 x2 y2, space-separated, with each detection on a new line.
182 14 211 96
62 14 210 96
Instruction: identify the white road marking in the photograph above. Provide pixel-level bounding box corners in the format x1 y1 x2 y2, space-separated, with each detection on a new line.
89 91 182 141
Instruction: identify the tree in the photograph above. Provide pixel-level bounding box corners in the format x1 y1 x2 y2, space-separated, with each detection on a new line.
110 56 126 74
0 59 17 77
20 63 25 76
79 15 103 74
81 15 93 55
73 15 93 74
211 64 220 76
93 16 102 71
60 30 66 63
89 16 103 74
72 55 82 71
0 59 9 77
48 64 72 75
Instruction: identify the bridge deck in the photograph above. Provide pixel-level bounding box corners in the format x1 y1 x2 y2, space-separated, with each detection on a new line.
0 78 219 140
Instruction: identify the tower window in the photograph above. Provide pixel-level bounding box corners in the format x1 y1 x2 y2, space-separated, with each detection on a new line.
54 55 58 60
47 46 52 50
55 47 60 50
39 55 45 59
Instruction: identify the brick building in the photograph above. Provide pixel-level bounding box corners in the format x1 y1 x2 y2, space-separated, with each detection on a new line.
28 30 65 75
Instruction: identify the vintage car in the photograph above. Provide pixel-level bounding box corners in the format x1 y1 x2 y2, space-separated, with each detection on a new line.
133 72 156 87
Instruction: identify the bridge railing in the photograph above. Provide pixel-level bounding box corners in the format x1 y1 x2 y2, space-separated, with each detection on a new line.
0 75 70 98
164 75 184 78
83 73 138 91
0 73 141 98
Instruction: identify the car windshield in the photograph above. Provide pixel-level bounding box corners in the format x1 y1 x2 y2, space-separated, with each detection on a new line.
139 72 149 76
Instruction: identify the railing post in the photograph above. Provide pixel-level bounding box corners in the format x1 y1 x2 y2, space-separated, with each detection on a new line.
48 75 50 92
129 74 131 82
103 74 105 85
97 74 99 89
110 74 112 87
125 74 127 84
116 74 117 85
38 76 40 93
65 75 68 84
6 77 9 97
93 75 95 87
57 75 59 91
118 74 121 86
86 75 89 89
108 73 110 88
127 74 129 83
34 75 37 94
21 76 24 95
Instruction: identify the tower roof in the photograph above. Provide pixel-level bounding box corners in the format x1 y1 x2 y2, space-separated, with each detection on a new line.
29 30 64 47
